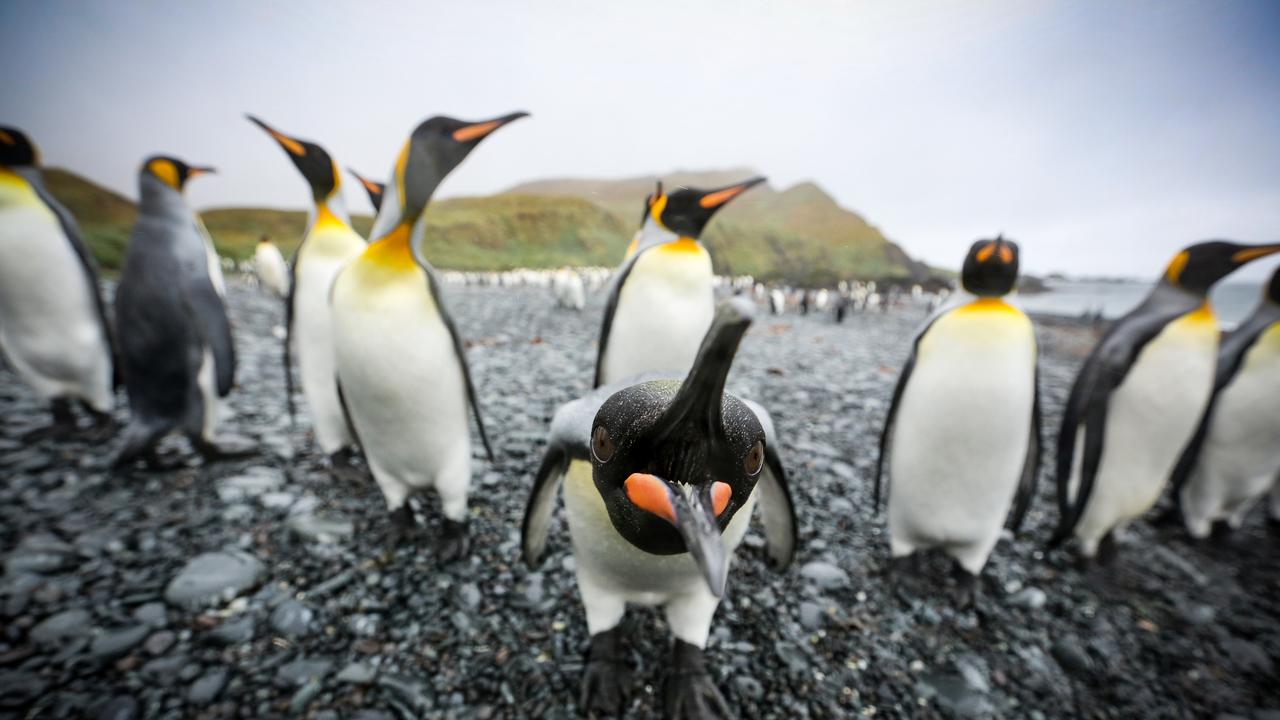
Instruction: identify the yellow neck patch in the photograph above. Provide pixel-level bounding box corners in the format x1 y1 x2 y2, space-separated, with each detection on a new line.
657 238 702 255
313 203 347 231
148 159 181 190
1182 301 1216 325
954 297 1019 315
362 223 417 271
394 140 410 209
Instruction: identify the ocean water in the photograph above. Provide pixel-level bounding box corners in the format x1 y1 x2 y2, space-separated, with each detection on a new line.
1017 280 1269 327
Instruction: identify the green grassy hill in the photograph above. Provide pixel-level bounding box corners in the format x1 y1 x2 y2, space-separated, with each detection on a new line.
43 167 925 284
507 171 929 284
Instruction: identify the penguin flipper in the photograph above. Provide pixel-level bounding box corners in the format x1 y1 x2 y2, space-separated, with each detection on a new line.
874 308 947 513
593 252 643 388
1007 362 1042 534
743 399 797 571
185 276 236 397
29 176 121 389
414 253 495 463
282 251 299 424
521 441 570 567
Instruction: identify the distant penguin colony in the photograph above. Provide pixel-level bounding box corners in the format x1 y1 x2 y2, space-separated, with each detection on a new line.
3 116 1280 719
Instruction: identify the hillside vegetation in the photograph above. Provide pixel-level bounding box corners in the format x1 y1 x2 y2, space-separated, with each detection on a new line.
43 167 925 284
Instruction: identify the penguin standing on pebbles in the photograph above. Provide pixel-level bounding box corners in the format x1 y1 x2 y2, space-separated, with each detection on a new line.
1170 266 1280 538
253 236 289 298
0 127 117 439
594 177 765 388
113 157 250 467
330 113 523 559
524 298 796 719
1052 240 1280 560
247 115 367 480
875 236 1040 604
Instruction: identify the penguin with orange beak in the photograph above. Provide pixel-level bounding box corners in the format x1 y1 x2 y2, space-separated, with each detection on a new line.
331 112 525 559
524 297 796 719
594 177 765 388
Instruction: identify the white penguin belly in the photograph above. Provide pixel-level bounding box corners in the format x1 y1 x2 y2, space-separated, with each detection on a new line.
1072 309 1218 549
1181 324 1280 532
332 268 471 498
601 244 714 385
888 301 1035 568
293 226 365 453
254 244 289 297
562 460 755 605
0 179 112 410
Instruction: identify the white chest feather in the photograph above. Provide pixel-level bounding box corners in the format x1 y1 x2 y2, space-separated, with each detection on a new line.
331 260 470 483
601 242 714 385
0 174 111 404
1073 309 1218 541
562 460 755 604
888 301 1036 546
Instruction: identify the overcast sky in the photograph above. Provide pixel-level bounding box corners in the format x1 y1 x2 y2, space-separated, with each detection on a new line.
3 0 1278 278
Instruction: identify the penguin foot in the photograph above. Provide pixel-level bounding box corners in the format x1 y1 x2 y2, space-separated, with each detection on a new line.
580 628 631 717
328 449 366 483
662 641 733 720
1095 532 1119 566
437 518 471 565
193 434 257 462
384 505 416 553
23 399 78 441
950 564 979 611
73 416 117 443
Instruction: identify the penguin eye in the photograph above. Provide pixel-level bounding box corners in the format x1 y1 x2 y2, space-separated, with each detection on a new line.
591 425 616 463
744 440 764 476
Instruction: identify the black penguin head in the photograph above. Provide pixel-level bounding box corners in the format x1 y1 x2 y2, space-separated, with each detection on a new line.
246 115 338 203
1164 240 1280 296
141 156 214 191
644 177 766 237
393 112 529 224
589 297 763 597
0 127 38 167
961 235 1020 296
347 167 385 212
1265 265 1280 305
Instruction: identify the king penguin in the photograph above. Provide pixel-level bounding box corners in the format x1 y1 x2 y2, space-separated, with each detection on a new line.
330 112 524 559
113 156 249 467
347 168 385 212
247 116 367 479
594 177 765 388
253 236 289 298
1170 265 1280 538
1052 240 1280 560
523 297 797 720
875 235 1040 604
0 126 117 439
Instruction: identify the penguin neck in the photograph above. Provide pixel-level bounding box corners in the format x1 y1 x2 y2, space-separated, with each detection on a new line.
311 192 351 231
138 174 190 220
364 214 427 273
629 217 680 258
1150 278 1211 313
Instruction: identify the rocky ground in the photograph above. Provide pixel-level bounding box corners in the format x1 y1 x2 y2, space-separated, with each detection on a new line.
1 280 1277 720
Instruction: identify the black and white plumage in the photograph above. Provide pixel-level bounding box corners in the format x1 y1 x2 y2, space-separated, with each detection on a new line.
112 156 241 467
1171 267 1280 537
524 297 795 720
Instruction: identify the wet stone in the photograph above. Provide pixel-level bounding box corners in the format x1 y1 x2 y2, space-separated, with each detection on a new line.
164 551 264 608
95 695 138 720
337 661 377 684
209 615 256 645
287 514 354 543
188 667 229 705
276 657 333 687
30 608 91 645
799 561 849 589
270 600 315 638
90 625 149 659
